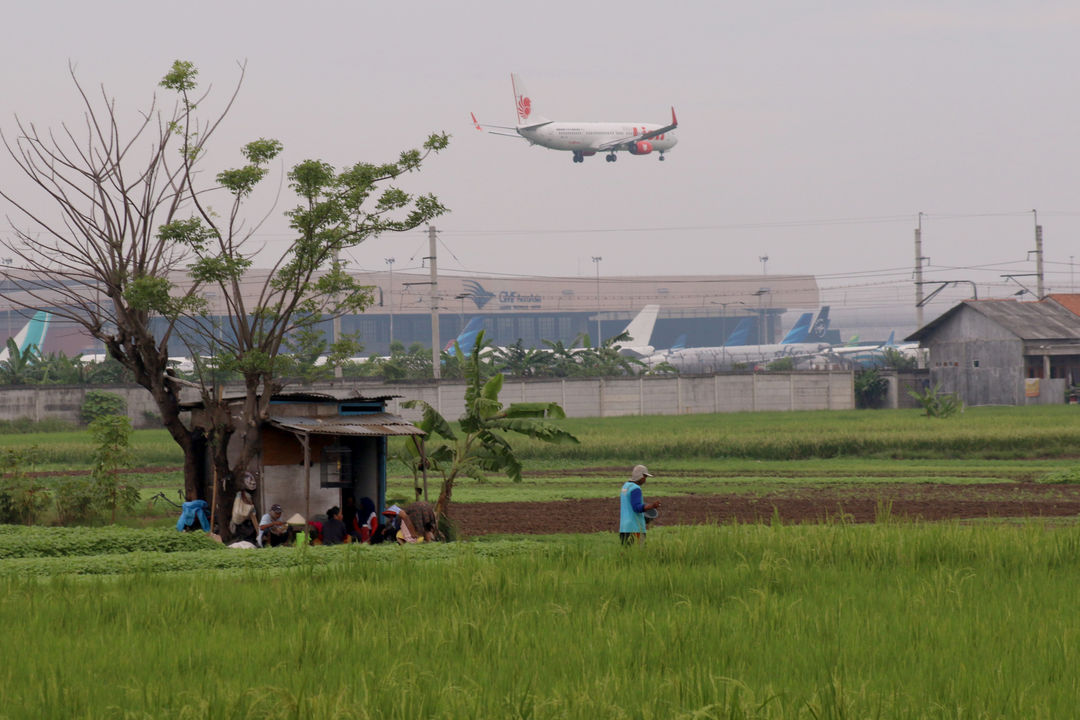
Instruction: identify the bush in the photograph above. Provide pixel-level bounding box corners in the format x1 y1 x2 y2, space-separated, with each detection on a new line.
80 390 126 425
854 369 889 409
909 382 964 418
53 476 99 525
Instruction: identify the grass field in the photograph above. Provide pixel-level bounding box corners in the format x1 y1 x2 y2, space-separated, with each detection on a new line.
5 406 1080 717
6 405 1080 474
2 521 1080 718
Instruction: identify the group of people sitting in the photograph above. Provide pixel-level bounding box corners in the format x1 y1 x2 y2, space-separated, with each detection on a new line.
260 496 439 547
185 472 439 547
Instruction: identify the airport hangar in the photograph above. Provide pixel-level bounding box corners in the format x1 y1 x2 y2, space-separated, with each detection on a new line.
5 269 822 357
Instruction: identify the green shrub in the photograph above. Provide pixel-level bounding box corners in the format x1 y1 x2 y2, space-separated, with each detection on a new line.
53 476 99 525
909 382 963 418
855 369 889 409
80 390 126 425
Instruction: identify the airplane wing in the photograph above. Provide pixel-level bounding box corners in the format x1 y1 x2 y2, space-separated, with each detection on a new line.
471 112 527 139
598 107 678 151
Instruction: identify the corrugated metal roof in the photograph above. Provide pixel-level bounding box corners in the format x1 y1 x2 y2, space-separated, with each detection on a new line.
269 412 425 437
181 389 399 410
906 299 1080 343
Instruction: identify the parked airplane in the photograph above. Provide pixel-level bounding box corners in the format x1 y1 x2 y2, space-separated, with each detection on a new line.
645 307 832 373
0 311 51 362
451 305 661 359
472 74 678 163
810 331 923 370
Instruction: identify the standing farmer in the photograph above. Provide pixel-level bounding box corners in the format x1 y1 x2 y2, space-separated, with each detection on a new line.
620 464 661 545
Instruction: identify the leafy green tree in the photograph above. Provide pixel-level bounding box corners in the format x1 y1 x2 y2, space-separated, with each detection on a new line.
402 332 579 518
80 390 127 425
89 415 138 524
492 339 544 377
854 369 889 409
0 61 447 534
540 338 586 377
882 347 919 372
0 446 48 525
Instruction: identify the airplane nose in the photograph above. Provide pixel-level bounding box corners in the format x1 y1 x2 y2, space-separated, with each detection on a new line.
669 135 678 147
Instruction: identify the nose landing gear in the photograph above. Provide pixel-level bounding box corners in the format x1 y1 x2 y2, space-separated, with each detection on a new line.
572 151 584 163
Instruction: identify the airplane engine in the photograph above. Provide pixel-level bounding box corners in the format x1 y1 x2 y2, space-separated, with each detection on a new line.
629 141 653 155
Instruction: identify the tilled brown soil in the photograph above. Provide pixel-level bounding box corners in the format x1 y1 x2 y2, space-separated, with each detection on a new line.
448 483 1080 536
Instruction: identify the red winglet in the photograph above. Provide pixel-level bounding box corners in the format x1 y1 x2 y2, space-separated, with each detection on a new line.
470 112 482 131
671 107 678 127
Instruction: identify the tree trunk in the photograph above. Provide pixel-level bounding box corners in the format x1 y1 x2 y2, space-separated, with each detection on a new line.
434 476 455 518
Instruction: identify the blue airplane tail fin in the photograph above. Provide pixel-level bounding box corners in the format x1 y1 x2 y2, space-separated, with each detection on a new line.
780 313 813 344
447 317 486 353
670 333 687 351
807 306 831 341
723 318 754 347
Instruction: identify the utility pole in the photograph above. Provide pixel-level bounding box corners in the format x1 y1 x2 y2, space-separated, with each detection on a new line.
1033 210 1044 298
591 256 602 346
385 257 395 349
914 212 925 328
428 226 441 379
332 250 343 379
759 254 769 275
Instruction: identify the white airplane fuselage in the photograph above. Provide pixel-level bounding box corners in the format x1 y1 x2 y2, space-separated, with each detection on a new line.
519 122 677 156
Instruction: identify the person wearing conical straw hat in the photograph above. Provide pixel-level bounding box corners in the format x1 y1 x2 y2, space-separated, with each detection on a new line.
620 464 660 546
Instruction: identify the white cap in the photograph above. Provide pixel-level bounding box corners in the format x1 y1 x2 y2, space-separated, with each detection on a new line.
631 465 653 482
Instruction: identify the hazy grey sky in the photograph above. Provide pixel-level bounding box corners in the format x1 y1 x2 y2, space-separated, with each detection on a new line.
3 0 1080 312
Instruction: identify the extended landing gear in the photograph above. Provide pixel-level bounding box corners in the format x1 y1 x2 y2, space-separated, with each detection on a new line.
572 151 584 163
658 153 666 162
605 153 617 162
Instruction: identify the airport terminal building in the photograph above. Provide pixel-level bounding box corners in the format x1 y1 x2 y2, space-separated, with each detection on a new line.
4 269 822 357
230 270 822 356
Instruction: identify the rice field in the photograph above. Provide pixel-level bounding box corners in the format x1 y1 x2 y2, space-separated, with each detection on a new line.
2 521 1080 718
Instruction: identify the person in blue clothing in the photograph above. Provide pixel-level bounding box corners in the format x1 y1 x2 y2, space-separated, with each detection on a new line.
620 464 661 545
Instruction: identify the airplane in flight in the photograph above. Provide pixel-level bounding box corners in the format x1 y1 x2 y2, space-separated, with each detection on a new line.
471 74 678 163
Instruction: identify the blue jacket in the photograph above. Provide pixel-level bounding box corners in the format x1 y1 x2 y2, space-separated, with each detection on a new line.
619 481 646 534
177 500 210 532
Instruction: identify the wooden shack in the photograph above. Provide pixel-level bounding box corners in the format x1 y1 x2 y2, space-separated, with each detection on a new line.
183 390 425 523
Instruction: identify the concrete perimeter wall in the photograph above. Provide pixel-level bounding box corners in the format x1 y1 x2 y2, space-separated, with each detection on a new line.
0 372 854 427
317 372 853 420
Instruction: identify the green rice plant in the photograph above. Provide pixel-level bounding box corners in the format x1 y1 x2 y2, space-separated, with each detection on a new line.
1036 465 1080 484
4 523 1080 717
0 525 221 559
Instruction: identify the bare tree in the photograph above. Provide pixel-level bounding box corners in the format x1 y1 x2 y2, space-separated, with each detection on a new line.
0 61 448 535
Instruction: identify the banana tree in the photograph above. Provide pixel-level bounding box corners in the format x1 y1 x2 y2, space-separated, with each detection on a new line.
402 331 579 518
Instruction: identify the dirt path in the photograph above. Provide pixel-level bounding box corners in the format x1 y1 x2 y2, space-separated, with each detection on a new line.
448 483 1080 536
